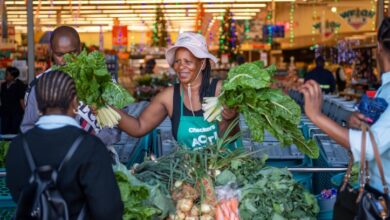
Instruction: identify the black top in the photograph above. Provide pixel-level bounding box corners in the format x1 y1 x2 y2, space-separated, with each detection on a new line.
304 67 336 94
5 126 123 220
171 79 219 139
0 79 26 115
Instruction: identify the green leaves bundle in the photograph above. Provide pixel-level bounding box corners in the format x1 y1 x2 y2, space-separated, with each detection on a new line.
239 167 319 220
55 50 134 128
114 167 160 219
203 61 319 158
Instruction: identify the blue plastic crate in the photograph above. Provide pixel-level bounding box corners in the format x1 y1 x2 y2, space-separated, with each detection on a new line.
292 172 313 193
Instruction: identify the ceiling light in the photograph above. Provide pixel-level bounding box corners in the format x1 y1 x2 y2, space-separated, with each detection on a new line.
331 6 337 13
205 4 266 8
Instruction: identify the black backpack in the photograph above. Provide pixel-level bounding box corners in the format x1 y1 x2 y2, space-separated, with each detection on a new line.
14 134 86 220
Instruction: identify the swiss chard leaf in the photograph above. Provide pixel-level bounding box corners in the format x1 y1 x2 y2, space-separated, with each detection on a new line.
54 49 134 109
219 61 319 158
102 82 135 109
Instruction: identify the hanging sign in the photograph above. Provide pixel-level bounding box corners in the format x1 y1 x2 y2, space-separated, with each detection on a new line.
313 20 340 38
339 8 375 30
112 25 128 47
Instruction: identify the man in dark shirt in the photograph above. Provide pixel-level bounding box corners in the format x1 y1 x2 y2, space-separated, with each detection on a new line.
0 67 26 134
21 26 120 146
304 56 336 94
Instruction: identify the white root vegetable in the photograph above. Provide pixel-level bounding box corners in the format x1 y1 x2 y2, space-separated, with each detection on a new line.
175 180 183 188
190 205 199 217
200 215 214 220
96 106 121 128
176 210 186 220
177 198 194 213
185 217 198 220
200 203 213 214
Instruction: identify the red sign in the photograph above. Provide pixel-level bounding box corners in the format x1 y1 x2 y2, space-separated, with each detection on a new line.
112 25 128 47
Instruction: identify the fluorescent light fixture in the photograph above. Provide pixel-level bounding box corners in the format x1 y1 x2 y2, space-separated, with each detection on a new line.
83 14 111 18
108 14 139 17
88 1 127 4
97 5 131 10
205 4 266 8
214 16 252 20
102 10 135 14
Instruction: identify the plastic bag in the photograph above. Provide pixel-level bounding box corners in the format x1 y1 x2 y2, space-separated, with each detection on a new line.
214 182 241 219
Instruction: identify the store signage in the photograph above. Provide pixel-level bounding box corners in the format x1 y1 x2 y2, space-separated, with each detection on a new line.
112 25 128 47
339 9 375 30
313 20 341 38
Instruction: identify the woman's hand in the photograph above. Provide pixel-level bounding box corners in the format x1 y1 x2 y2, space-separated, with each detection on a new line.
299 80 324 121
348 112 368 129
221 106 238 121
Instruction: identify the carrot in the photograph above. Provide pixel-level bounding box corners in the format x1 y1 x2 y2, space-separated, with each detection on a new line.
220 200 231 219
215 205 224 220
229 198 239 211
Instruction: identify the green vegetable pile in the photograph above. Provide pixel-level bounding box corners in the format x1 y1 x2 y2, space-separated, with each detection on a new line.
114 165 160 219
0 141 10 167
203 61 319 158
239 167 319 220
131 121 319 219
55 50 134 128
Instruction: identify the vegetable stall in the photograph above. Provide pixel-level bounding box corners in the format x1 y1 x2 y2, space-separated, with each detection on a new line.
112 61 324 220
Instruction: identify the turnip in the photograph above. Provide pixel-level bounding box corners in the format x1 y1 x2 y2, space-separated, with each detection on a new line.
190 205 199 216
177 198 193 213
200 214 214 220
200 203 213 214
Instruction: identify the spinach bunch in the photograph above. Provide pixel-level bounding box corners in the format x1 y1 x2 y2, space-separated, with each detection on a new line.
239 167 319 220
219 61 319 158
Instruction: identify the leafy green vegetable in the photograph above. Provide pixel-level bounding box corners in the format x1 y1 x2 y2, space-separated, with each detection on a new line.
0 141 10 167
239 167 319 220
217 61 319 158
54 50 134 109
114 165 160 219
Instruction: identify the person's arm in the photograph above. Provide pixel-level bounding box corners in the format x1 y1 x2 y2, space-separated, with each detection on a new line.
20 87 39 133
79 137 123 220
300 80 350 147
215 80 240 137
116 88 171 137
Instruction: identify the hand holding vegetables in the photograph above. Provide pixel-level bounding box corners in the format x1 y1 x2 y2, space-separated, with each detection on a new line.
54 50 134 128
202 61 319 158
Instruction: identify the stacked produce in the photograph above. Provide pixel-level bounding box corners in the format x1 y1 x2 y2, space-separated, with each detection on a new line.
55 50 134 128
202 61 319 158
118 120 320 219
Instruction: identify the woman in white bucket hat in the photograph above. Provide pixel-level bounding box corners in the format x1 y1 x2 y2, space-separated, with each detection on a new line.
115 32 240 150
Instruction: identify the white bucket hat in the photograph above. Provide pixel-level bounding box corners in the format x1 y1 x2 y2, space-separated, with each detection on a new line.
165 32 218 66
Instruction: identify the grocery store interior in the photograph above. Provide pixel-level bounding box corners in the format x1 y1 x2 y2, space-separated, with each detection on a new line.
1 0 390 219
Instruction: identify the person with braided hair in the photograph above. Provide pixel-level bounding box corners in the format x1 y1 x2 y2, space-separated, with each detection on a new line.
300 18 390 202
6 70 123 220
116 32 240 149
21 25 120 146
